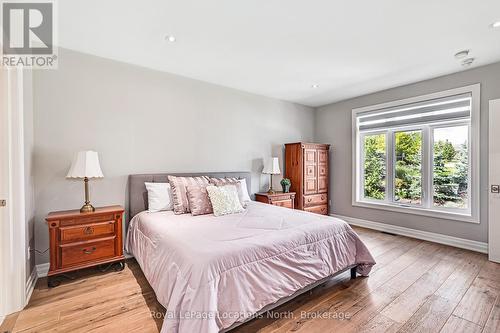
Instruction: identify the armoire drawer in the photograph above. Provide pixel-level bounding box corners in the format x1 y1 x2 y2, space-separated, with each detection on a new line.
304 204 328 215
303 193 327 207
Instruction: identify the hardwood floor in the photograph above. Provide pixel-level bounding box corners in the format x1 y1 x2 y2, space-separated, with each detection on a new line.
2 226 499 333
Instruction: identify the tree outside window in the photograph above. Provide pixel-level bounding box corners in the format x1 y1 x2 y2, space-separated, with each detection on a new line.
394 131 422 205
433 126 468 208
363 134 386 200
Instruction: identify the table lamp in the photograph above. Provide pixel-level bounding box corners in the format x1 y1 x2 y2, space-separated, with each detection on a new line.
66 151 104 213
263 157 281 194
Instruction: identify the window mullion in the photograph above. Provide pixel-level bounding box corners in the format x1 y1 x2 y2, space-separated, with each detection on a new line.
359 132 365 201
387 129 394 204
422 126 432 209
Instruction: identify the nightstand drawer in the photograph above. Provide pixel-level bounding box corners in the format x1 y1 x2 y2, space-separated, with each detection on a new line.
270 194 293 201
255 192 295 210
303 193 327 207
60 221 115 243
60 237 115 267
304 204 328 215
271 199 293 208
59 214 116 227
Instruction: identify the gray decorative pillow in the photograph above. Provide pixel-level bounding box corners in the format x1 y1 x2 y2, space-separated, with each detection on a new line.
186 185 213 216
206 185 245 217
168 176 209 214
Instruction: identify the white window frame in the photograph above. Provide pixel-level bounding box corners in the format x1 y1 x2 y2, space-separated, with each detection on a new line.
352 84 480 223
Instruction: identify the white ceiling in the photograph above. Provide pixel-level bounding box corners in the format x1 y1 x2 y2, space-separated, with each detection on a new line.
59 0 500 107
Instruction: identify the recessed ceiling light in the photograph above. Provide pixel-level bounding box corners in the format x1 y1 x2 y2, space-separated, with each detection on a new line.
491 21 500 28
165 35 176 42
311 84 320 88
454 50 469 59
461 58 475 67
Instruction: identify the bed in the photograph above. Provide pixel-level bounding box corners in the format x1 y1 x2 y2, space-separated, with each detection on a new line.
126 172 375 333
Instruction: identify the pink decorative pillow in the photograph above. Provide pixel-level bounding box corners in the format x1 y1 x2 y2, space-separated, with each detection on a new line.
209 177 239 185
168 176 209 214
209 178 241 193
186 185 213 216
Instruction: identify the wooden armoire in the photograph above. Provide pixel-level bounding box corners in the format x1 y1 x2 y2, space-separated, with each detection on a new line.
284 142 330 215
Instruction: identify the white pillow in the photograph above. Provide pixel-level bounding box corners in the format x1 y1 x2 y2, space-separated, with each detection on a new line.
238 179 251 203
206 185 245 217
145 182 173 212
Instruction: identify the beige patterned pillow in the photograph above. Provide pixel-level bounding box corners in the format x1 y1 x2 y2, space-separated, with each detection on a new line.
206 185 245 217
186 185 213 216
210 177 249 207
168 176 209 214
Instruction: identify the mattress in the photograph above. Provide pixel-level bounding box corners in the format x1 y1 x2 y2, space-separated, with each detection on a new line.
126 201 375 333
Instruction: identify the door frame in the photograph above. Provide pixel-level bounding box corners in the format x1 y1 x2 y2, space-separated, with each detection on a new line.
489 99 500 263
0 67 28 322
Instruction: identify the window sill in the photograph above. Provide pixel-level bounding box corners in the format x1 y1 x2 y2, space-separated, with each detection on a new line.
352 200 479 224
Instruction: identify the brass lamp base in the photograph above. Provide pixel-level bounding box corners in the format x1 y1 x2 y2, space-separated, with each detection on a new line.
80 203 95 213
267 174 276 194
80 177 95 213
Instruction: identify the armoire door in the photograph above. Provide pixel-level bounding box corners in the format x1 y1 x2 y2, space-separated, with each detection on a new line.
304 148 317 194
317 150 328 193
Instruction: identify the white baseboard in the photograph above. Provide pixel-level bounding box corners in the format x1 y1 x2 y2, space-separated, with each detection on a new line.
36 263 50 278
333 214 488 254
25 267 38 304
489 255 500 263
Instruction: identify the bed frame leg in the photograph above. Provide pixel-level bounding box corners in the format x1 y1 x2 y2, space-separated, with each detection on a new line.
350 266 357 279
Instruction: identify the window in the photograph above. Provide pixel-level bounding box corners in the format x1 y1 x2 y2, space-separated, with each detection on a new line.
432 125 469 209
394 130 422 205
353 85 480 223
362 133 386 200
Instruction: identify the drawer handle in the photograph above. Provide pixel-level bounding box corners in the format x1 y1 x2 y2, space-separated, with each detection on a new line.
83 246 96 254
307 198 312 202
321 196 325 200
83 227 94 235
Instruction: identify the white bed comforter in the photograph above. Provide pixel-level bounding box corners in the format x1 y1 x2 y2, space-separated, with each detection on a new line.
126 201 375 333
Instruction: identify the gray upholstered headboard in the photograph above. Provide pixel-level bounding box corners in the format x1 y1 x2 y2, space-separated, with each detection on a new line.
128 172 251 219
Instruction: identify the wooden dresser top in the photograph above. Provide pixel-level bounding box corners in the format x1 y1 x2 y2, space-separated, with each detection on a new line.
46 205 124 221
284 142 330 149
255 192 296 198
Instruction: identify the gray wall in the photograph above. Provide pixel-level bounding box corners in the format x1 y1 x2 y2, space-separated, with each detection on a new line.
315 61 500 243
33 48 315 265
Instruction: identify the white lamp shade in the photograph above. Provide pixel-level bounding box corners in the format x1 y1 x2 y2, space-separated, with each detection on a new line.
262 157 281 175
66 151 104 179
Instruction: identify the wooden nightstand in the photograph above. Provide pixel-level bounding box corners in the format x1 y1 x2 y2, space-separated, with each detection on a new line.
45 205 125 287
255 192 296 209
